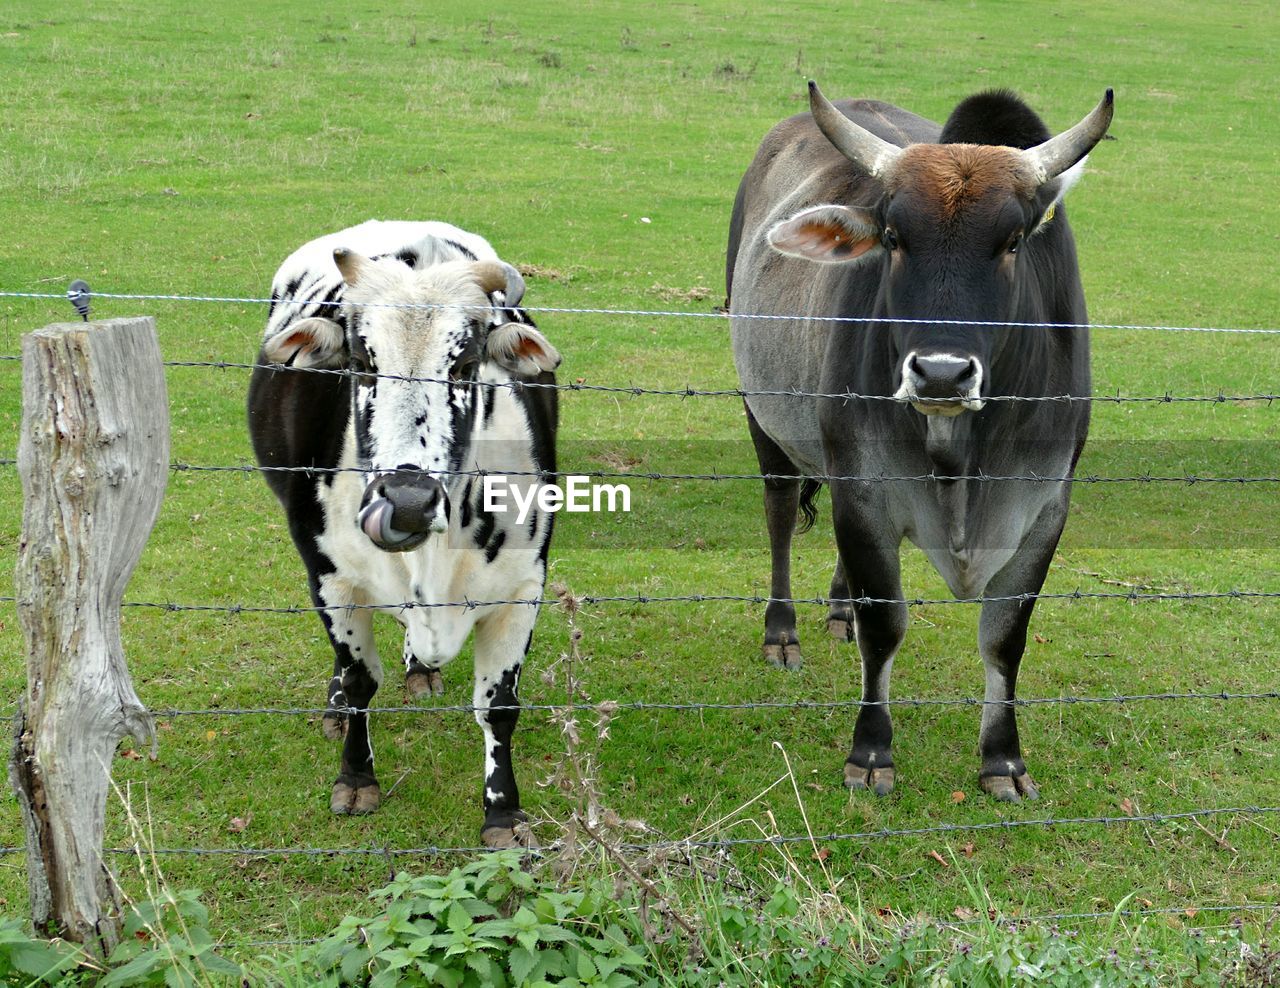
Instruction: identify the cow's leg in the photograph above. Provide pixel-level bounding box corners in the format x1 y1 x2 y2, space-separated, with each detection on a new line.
745 403 803 670
975 503 1068 802
402 637 445 699
472 597 539 848
315 580 384 815
830 485 907 795
826 556 856 642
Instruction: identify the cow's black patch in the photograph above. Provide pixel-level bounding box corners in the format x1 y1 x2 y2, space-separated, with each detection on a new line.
473 508 496 551
444 239 478 261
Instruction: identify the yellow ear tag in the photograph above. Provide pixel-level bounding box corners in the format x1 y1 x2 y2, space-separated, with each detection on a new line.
1039 202 1057 228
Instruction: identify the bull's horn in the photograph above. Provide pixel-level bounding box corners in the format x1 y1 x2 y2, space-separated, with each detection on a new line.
808 80 903 179
1022 89 1114 183
333 247 374 286
473 261 526 305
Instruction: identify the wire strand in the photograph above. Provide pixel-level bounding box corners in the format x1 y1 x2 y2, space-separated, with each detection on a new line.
2 288 1279 334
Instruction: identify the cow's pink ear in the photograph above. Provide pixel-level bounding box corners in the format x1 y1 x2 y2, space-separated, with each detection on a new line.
767 205 882 263
486 322 560 376
261 317 346 369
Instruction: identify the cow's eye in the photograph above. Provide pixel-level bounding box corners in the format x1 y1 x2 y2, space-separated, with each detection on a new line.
1007 232 1025 255
882 227 900 251
450 358 479 383
349 353 371 377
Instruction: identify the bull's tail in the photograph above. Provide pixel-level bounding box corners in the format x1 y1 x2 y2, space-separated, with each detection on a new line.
797 479 823 534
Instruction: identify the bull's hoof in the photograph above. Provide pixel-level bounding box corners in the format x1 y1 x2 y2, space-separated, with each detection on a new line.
827 617 854 642
845 762 895 796
980 772 1039 803
331 778 381 815
763 642 803 671
481 811 536 849
321 710 348 741
406 667 445 699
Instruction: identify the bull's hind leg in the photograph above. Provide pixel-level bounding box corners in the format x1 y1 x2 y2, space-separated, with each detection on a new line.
830 485 908 795
745 404 803 670
974 503 1067 802
402 637 445 699
472 596 540 848
316 578 384 815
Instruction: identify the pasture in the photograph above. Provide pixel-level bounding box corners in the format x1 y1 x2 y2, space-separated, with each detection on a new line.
1 0 1278 963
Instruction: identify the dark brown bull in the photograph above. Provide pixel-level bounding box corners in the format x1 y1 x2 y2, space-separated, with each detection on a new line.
727 83 1112 800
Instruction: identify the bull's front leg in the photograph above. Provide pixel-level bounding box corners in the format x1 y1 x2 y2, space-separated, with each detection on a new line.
974 499 1069 802
830 482 908 796
316 578 384 814
472 597 540 848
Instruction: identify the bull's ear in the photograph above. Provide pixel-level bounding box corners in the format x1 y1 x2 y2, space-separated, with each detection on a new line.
486 322 561 375
767 204 882 263
261 317 347 369
1030 156 1087 236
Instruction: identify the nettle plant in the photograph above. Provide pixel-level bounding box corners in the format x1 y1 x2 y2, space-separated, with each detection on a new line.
304 851 650 988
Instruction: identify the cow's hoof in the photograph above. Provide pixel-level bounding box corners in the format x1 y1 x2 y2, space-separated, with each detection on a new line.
406 667 444 699
481 811 536 849
763 642 803 670
331 779 381 815
980 772 1039 803
845 762 895 796
827 617 854 642
481 824 538 850
321 710 348 741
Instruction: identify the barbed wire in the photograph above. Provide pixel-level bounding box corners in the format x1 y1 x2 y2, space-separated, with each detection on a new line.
135 690 1280 719
2 455 1278 486
4 353 1276 408
2 588 1277 615
0 803 1274 859
175 461 1280 485
946 900 1280 929
165 359 1280 405
3 288 1280 334
2 457 1277 485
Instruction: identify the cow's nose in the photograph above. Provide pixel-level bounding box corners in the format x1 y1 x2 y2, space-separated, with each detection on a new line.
357 471 448 551
907 353 980 401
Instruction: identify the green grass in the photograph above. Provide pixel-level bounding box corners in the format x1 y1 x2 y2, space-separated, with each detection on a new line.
1 0 1278 957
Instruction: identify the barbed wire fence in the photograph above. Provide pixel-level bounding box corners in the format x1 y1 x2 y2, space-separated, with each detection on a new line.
1 289 1278 948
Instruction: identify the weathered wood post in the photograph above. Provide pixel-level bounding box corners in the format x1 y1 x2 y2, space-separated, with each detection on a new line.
7 317 168 955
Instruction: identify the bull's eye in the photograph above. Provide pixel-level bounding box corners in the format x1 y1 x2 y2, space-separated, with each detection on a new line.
881 227 900 251
1007 231 1025 255
349 353 372 378
449 358 479 383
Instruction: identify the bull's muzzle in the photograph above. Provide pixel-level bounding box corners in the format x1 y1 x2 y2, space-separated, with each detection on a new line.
894 351 985 416
357 471 448 552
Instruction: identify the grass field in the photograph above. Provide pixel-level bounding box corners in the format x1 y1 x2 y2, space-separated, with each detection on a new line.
1 0 1278 963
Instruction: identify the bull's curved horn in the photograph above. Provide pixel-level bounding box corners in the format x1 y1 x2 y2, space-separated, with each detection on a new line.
808 80 903 179
333 247 374 286
1022 89 1114 184
473 261 526 306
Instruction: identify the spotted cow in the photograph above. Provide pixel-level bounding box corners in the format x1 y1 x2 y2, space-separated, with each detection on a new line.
247 220 559 846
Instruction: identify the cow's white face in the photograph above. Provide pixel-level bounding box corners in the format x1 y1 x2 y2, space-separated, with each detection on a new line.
261 251 560 551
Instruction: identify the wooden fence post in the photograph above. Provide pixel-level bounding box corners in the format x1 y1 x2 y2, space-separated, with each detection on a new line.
7 317 168 956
